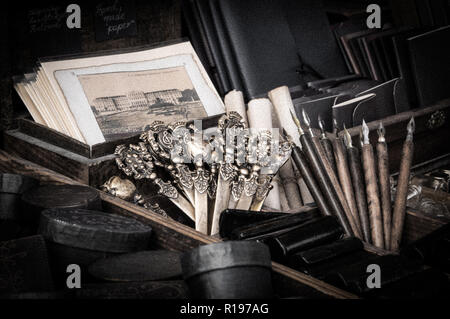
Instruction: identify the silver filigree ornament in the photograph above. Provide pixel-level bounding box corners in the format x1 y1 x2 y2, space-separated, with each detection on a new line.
114 142 179 199
255 175 273 201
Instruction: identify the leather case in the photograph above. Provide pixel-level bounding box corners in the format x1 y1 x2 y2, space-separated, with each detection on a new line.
391 28 431 108
407 26 450 107
282 0 348 81
332 93 376 129
323 254 423 295
229 208 320 240
264 216 344 260
352 78 399 124
325 79 380 98
287 237 363 267
219 209 288 239
294 250 377 278
194 0 232 93
181 0 223 94
209 0 246 92
294 94 340 132
217 0 302 99
307 74 361 91
217 0 349 99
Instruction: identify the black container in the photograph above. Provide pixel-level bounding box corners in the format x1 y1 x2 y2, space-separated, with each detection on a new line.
46 242 120 286
229 209 320 240
323 255 424 295
21 184 102 227
181 241 273 299
88 250 183 282
288 237 364 267
219 209 289 238
0 173 38 221
38 208 153 287
295 250 378 278
265 216 344 261
0 235 54 294
363 268 450 299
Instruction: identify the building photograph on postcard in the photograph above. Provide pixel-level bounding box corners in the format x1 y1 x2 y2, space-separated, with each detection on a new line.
78 66 207 141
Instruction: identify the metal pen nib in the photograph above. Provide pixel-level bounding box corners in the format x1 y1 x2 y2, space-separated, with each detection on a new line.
301 109 314 136
406 117 415 141
343 125 353 148
362 119 370 145
333 118 339 138
318 115 326 139
377 122 386 143
290 109 305 135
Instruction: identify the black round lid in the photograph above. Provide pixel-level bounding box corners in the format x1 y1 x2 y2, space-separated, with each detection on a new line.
181 241 272 279
0 173 38 194
88 250 182 282
38 208 152 253
21 184 100 210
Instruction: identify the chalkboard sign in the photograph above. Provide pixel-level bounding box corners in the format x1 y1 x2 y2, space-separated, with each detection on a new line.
94 0 138 42
28 6 64 33
27 5 82 59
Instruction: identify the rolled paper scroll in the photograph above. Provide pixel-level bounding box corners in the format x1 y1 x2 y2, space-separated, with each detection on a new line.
268 87 305 207
268 86 300 147
247 98 281 210
224 90 248 127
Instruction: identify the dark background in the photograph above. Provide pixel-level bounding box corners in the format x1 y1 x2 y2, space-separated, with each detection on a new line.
0 0 184 136
0 0 436 136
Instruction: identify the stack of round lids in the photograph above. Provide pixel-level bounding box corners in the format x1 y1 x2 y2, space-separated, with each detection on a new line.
38 208 152 253
21 184 102 222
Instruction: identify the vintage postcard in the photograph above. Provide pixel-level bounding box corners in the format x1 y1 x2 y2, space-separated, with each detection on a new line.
51 43 224 145
77 66 208 141
33 41 224 145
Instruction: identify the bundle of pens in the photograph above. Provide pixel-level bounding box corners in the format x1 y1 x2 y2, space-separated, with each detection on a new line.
268 86 415 252
113 112 292 236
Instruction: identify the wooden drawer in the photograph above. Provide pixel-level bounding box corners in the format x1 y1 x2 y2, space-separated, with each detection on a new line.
0 150 356 299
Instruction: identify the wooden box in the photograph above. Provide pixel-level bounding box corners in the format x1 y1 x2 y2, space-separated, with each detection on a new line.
3 116 222 188
344 97 450 242
1 98 450 298
0 151 355 299
0 148 447 299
